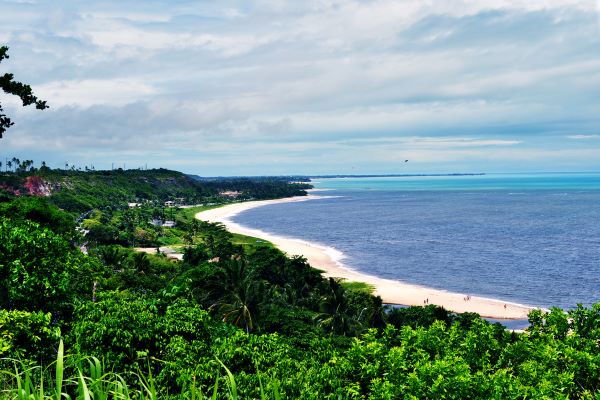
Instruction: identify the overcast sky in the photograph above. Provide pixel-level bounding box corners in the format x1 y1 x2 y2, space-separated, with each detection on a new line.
1 0 599 175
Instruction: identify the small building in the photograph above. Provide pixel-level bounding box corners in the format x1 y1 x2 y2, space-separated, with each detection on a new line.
219 191 242 198
150 219 176 228
164 200 176 207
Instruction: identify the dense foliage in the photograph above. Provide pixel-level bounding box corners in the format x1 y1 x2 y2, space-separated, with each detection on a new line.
193 176 312 200
0 218 100 319
1 185 600 399
0 167 311 213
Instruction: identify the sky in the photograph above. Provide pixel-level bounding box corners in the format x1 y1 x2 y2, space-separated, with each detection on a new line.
1 0 600 176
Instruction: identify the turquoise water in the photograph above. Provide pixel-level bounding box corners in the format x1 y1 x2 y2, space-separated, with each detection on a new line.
235 173 600 310
314 173 600 191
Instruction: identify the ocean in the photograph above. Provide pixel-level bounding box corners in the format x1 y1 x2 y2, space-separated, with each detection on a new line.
234 173 600 310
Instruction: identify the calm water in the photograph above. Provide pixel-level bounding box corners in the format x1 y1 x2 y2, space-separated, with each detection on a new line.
235 173 600 310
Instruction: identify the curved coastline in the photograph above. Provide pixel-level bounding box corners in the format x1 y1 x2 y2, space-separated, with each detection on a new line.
195 195 536 319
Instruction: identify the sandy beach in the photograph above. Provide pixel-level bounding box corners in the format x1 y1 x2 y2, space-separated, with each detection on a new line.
196 195 535 319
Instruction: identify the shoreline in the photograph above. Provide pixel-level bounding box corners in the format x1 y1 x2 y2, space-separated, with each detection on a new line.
195 195 536 319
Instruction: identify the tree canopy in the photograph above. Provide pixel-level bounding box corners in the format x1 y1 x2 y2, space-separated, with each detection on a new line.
2 191 600 398
0 46 48 138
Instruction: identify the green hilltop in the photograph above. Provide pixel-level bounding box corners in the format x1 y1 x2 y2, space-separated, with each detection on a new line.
0 166 310 212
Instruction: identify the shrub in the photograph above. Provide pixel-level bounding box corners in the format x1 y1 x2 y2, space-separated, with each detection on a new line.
0 309 60 363
0 219 100 320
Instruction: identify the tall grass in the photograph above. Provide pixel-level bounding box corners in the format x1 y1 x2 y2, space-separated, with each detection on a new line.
1 341 282 399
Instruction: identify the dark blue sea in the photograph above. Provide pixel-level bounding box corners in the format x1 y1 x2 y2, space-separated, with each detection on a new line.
234 173 600 310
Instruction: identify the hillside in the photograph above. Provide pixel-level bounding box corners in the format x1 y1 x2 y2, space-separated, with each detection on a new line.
0 168 311 212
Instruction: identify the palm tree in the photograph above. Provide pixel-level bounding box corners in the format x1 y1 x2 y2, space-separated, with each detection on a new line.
131 252 151 274
315 278 362 336
22 159 33 172
210 259 265 333
7 160 12 172
95 246 127 271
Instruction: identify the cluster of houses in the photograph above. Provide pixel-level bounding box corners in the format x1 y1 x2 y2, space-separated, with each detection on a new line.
127 199 181 228
218 190 241 198
151 219 176 228
128 198 186 208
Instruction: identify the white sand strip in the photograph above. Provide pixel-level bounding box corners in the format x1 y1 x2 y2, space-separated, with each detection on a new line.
196 196 536 319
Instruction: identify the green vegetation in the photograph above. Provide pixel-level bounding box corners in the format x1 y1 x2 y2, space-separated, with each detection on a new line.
340 281 375 293
3 340 283 399
0 46 48 139
0 165 310 212
1 173 600 399
230 233 275 253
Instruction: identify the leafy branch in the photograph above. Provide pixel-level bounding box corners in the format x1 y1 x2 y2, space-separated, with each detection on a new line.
0 45 48 138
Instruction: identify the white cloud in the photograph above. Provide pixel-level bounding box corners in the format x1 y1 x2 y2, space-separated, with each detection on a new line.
400 137 522 147
35 79 156 107
1 0 599 174
566 134 600 139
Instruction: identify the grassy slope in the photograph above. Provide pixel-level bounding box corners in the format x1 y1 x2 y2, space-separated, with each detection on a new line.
44 169 212 212
0 168 311 213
